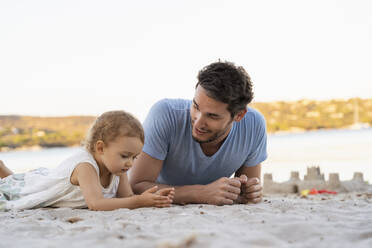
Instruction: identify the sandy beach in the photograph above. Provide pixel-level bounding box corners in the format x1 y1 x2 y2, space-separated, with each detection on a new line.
1 192 371 248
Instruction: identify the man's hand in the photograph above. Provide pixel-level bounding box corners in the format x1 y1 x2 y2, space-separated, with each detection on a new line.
235 175 263 204
201 177 242 205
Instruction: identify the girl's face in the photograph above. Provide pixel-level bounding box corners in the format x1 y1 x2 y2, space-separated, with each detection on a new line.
100 136 143 176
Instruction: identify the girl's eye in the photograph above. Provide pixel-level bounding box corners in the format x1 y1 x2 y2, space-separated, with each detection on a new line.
121 155 128 159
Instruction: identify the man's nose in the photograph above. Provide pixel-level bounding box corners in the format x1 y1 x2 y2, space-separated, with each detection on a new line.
194 112 206 128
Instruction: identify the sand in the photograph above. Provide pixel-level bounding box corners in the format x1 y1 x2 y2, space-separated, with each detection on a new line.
1 192 372 248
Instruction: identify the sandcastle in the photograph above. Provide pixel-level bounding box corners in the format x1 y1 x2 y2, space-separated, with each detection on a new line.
263 166 370 194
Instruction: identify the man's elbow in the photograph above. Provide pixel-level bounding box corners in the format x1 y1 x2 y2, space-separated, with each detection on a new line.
129 178 153 194
131 182 142 194
129 177 143 194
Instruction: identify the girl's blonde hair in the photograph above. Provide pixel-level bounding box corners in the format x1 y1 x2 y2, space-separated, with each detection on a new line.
85 110 144 153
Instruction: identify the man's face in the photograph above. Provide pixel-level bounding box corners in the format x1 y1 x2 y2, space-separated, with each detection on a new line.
190 86 234 144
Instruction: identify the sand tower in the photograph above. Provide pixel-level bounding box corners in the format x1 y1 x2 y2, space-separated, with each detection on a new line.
298 166 327 192
353 172 364 182
304 167 324 181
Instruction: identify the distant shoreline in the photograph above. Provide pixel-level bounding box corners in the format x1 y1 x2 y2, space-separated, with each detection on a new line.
2 126 371 153
1 98 372 151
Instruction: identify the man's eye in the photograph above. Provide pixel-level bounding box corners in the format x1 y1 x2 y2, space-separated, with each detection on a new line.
121 155 128 159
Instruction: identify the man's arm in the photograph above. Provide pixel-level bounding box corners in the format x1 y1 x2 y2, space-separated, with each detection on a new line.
234 163 263 204
129 152 242 205
116 173 134 198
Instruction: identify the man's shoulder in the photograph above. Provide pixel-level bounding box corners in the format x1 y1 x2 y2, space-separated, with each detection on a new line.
151 98 191 114
243 107 266 125
144 98 191 129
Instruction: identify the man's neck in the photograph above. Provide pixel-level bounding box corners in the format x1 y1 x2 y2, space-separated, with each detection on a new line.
200 126 232 156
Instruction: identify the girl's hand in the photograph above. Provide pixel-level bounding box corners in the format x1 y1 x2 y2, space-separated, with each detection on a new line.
156 187 175 201
139 186 173 208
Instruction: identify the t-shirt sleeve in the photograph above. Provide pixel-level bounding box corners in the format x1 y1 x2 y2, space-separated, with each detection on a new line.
142 99 173 161
243 111 268 167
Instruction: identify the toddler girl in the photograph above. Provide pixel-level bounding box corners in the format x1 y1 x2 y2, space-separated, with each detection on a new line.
0 111 174 211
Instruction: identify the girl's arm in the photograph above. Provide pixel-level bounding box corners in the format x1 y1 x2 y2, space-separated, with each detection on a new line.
72 162 172 211
116 172 134 198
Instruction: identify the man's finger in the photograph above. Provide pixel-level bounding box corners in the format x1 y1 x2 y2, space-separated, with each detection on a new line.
227 178 241 188
244 177 260 188
248 196 263 204
235 195 249 204
244 184 262 193
226 185 241 195
236 174 248 184
220 198 234 205
223 191 239 201
244 191 262 199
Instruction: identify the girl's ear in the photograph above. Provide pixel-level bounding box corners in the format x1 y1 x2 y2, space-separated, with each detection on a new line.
95 140 105 154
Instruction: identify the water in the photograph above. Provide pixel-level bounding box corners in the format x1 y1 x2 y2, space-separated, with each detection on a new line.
1 128 371 183
264 128 372 183
0 147 79 172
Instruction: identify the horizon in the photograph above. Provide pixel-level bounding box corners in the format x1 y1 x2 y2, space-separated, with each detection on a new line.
3 86 370 119
1 96 370 119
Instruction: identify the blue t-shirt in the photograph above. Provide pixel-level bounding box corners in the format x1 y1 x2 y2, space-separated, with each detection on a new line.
142 99 268 186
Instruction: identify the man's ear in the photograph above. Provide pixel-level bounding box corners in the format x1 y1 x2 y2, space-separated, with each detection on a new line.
234 109 247 122
95 140 105 155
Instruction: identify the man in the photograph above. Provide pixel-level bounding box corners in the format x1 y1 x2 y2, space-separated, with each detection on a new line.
129 61 267 205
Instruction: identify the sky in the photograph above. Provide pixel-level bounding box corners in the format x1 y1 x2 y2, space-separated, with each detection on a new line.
1 0 371 121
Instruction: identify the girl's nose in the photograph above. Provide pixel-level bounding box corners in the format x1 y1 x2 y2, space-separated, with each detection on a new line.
125 157 134 167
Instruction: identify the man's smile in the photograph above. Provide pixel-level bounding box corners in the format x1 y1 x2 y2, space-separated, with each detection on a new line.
194 127 210 135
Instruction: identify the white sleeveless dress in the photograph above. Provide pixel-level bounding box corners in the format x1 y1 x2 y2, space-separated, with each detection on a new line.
0 148 120 211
